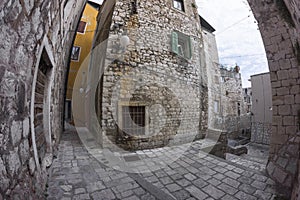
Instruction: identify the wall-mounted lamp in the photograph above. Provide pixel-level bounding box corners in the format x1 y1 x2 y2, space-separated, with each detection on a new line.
111 31 131 54
120 34 130 48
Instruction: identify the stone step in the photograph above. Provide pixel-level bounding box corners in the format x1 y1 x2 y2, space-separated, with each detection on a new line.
240 153 268 165
225 153 267 172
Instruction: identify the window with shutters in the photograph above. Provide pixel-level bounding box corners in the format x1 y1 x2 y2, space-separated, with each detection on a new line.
171 31 192 59
77 21 87 33
173 0 184 12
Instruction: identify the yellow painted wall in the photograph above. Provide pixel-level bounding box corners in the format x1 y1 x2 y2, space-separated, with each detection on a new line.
67 3 99 100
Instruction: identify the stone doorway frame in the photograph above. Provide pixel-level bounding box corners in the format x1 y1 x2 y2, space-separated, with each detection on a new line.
30 37 56 172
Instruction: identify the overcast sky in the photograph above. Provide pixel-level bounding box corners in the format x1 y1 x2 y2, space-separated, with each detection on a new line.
195 0 269 88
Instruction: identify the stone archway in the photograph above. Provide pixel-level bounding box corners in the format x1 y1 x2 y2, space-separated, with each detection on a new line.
247 0 300 196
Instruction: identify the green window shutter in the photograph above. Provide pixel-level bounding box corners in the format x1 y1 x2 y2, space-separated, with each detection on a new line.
188 36 192 59
172 31 179 54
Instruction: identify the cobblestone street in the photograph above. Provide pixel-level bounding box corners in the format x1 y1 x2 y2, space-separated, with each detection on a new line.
46 128 280 200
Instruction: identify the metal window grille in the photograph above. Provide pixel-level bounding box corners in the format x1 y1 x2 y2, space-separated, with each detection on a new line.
122 106 145 136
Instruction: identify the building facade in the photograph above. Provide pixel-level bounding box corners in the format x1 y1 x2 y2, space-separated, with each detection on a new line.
89 0 208 150
202 17 223 132
219 66 251 138
243 87 252 114
66 2 100 125
250 72 272 144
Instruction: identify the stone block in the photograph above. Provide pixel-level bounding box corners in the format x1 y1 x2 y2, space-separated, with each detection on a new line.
186 185 208 200
284 95 294 104
270 72 277 81
277 126 286 135
286 126 298 135
277 87 290 95
22 118 30 139
28 157 35 175
278 105 291 115
271 126 277 135
273 116 282 125
273 106 278 115
24 0 34 14
266 161 275 175
290 85 300 94
0 157 9 191
289 68 299 79
279 59 291 70
291 105 300 116
282 79 296 87
283 116 295 125
276 156 288 168
277 70 289 80
273 96 284 105
19 139 30 164
6 148 21 177
10 120 22 146
271 132 287 144
295 95 300 104
286 159 298 174
273 165 288 184
272 81 281 88
283 174 292 187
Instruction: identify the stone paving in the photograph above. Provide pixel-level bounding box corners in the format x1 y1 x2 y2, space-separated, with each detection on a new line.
46 128 280 200
226 143 269 172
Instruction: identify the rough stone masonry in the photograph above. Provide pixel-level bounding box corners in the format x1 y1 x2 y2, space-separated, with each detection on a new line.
0 0 86 198
91 0 208 150
246 0 300 197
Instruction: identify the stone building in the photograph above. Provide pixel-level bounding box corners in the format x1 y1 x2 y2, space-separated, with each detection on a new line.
202 16 223 132
243 87 252 114
202 18 251 138
65 1 100 125
219 66 251 138
251 72 272 144
0 0 86 198
89 0 208 150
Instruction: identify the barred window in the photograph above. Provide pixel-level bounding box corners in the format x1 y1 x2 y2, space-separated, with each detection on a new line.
122 106 146 135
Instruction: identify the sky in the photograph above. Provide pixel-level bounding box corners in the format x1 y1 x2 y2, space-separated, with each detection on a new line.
89 0 104 4
195 0 269 88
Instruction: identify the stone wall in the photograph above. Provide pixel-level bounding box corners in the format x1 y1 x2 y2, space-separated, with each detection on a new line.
203 29 223 131
92 0 208 150
248 0 300 196
219 68 250 138
0 0 86 198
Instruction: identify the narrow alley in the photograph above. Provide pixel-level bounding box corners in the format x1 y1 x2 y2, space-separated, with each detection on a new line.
46 127 278 200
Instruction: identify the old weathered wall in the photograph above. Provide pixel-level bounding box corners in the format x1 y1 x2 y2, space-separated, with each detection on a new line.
92 0 208 150
203 29 223 131
248 0 300 196
0 0 86 198
219 68 250 138
251 73 272 145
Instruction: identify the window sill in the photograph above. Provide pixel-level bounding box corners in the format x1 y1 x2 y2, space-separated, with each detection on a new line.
170 7 189 17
